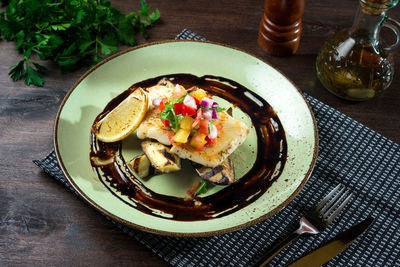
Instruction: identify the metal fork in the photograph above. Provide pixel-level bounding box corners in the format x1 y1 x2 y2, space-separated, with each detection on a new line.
253 184 353 267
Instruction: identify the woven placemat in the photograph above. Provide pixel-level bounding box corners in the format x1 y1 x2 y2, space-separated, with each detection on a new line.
34 29 400 267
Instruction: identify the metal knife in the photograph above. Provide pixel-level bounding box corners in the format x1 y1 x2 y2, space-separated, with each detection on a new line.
288 217 374 267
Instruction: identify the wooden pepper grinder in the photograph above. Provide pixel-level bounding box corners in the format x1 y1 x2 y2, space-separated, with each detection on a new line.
258 0 306 56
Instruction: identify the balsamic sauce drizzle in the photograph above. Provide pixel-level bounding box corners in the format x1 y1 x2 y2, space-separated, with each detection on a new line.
90 74 287 221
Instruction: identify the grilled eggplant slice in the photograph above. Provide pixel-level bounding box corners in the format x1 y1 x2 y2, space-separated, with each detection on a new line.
141 140 181 173
192 156 235 185
128 154 155 178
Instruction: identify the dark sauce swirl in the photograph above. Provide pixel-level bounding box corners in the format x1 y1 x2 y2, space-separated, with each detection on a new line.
90 74 287 221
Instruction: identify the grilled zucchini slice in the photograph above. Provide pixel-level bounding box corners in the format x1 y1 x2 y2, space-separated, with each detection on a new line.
141 140 181 173
192 156 235 185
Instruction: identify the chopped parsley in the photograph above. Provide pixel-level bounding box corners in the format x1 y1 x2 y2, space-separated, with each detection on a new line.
159 94 187 131
216 106 225 112
193 180 209 197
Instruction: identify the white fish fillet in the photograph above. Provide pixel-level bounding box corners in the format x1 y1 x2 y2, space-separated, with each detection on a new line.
171 112 249 167
136 108 172 146
136 80 250 167
136 79 174 145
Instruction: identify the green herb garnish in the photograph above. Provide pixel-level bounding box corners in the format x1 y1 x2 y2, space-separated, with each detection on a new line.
216 106 225 112
193 180 209 197
176 114 184 121
173 94 187 104
199 106 225 112
0 0 160 86
159 94 187 131
160 103 178 131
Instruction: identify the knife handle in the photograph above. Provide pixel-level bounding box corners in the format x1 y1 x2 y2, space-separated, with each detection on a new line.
253 231 300 267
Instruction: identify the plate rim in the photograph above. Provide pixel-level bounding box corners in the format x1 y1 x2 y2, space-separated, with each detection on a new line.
53 40 319 237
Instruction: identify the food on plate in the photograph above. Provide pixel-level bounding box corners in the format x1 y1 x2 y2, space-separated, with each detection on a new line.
129 147 235 185
127 154 155 179
89 74 287 220
141 140 181 173
92 78 250 192
192 156 235 185
137 79 250 168
186 180 210 198
135 80 175 146
92 87 148 142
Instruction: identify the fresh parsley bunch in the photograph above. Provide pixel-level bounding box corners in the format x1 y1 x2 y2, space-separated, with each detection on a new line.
0 0 160 86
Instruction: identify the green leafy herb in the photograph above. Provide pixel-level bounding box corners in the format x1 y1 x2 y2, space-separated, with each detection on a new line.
173 94 187 104
176 114 184 121
199 106 225 112
160 102 181 132
159 94 187 131
160 103 178 130
216 106 225 112
0 0 160 86
193 180 209 197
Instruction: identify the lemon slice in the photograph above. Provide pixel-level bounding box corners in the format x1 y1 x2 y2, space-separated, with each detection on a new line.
94 88 148 142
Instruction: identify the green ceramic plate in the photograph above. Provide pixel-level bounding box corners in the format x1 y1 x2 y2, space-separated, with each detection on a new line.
54 40 318 237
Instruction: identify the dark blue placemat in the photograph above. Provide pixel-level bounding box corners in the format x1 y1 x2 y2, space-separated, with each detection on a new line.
34 29 400 267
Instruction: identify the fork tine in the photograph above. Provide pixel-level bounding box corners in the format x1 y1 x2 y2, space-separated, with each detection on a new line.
318 186 346 215
315 184 342 210
325 192 353 224
322 188 352 220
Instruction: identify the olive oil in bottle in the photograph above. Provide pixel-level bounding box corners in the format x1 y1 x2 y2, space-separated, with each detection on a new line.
316 0 400 101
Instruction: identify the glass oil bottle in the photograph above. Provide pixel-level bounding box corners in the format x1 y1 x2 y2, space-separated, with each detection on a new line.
316 0 400 101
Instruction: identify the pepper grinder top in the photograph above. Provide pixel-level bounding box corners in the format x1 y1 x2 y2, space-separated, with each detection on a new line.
258 0 306 57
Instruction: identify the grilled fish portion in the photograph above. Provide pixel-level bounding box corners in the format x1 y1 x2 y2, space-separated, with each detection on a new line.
192 156 235 185
136 108 172 145
136 81 250 168
170 112 249 167
144 78 175 103
136 79 174 145
141 140 181 173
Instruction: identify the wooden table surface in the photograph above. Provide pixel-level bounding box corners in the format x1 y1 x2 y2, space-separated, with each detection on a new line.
1 0 399 265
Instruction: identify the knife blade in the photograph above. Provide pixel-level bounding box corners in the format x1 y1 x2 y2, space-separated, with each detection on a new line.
288 217 374 267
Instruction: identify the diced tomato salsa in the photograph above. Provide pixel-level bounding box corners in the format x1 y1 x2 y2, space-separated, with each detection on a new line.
155 85 224 150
